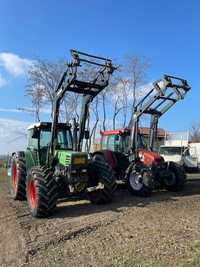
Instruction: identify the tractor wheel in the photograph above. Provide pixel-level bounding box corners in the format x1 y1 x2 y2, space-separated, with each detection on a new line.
26 166 58 218
163 163 186 192
87 159 117 204
127 167 153 197
9 153 26 200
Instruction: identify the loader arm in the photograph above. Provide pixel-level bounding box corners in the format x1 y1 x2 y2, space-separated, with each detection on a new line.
130 75 191 154
47 50 116 164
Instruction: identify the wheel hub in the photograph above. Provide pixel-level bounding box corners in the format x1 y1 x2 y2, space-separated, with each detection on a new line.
129 172 143 191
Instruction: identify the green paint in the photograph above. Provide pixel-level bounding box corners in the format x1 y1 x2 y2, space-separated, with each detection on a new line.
55 150 88 167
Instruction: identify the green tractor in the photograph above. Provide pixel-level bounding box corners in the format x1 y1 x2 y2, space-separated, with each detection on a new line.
9 50 117 217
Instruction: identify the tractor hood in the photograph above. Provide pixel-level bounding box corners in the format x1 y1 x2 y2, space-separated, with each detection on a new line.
55 150 88 167
138 149 164 167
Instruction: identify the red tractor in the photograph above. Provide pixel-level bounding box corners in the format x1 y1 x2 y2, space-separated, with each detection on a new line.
93 75 191 197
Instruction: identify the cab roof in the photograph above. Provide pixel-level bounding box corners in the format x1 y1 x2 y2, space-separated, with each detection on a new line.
27 122 71 130
101 127 165 137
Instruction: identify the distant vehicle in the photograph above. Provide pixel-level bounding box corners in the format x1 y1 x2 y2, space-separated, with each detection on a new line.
160 145 198 172
190 143 200 165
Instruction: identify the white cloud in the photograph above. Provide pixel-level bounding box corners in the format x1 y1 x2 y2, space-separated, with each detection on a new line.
0 106 51 114
0 52 32 77
0 74 7 87
0 108 21 113
0 118 30 154
125 82 153 101
136 82 153 98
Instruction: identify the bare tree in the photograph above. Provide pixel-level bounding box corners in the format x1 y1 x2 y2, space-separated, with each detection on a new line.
190 122 200 142
25 54 150 150
26 59 66 117
122 55 150 126
61 93 81 122
26 59 81 121
26 85 45 121
86 97 100 151
109 77 129 129
101 91 107 131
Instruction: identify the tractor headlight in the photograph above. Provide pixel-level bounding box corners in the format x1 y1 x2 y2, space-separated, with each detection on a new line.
72 156 87 165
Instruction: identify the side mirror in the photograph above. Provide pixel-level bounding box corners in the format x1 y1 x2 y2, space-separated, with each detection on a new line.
32 127 40 139
85 130 90 139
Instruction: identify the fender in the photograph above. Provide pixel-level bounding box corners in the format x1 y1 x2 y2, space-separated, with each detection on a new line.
92 150 117 169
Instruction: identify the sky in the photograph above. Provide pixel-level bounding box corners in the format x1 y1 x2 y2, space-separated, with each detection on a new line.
0 0 199 153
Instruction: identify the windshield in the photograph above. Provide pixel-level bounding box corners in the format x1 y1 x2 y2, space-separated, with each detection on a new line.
40 128 73 150
160 146 182 155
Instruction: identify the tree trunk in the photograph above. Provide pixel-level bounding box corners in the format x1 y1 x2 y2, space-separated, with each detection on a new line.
102 94 106 131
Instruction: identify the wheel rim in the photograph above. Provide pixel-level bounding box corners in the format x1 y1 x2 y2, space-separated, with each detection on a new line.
12 163 17 192
129 172 143 191
28 177 37 209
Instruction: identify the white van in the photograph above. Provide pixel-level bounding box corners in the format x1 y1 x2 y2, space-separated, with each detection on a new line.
159 145 198 171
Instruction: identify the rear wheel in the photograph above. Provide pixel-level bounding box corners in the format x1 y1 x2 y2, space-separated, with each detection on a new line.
88 158 117 204
9 153 26 200
127 165 153 197
26 166 58 217
163 162 186 192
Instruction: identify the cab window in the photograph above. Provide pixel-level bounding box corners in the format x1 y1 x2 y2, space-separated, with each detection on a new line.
27 129 38 149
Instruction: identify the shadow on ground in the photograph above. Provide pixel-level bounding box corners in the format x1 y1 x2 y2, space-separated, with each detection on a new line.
51 175 200 219
2 169 200 220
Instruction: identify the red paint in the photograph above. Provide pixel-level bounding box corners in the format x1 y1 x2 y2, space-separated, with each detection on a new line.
12 163 17 192
101 127 165 137
28 177 37 209
100 128 130 136
106 150 117 169
138 149 164 167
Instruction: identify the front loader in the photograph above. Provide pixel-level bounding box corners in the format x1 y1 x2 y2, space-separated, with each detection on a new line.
9 50 117 217
95 75 191 196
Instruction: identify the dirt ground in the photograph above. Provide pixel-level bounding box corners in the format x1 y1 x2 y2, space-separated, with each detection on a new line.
1 170 200 267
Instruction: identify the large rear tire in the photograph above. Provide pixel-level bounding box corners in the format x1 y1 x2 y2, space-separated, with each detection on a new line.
9 153 26 200
163 162 186 192
26 166 58 218
127 164 153 197
87 159 117 204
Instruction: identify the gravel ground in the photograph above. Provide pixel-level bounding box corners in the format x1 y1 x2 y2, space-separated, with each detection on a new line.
1 169 200 267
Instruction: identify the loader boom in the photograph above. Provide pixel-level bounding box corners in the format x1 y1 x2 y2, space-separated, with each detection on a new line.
130 75 191 154
47 50 115 164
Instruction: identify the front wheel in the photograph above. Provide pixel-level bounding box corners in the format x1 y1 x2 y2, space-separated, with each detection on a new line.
26 166 58 218
87 159 117 204
127 167 153 197
163 163 186 192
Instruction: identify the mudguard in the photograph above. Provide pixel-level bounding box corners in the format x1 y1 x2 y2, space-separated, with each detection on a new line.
92 150 117 169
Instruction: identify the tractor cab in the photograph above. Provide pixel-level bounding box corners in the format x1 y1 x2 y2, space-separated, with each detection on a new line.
26 121 89 170
26 122 74 167
100 128 145 155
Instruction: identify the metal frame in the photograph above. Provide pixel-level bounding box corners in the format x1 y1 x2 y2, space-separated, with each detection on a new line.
47 49 116 164
130 74 191 154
